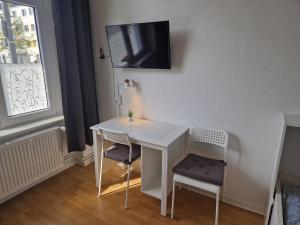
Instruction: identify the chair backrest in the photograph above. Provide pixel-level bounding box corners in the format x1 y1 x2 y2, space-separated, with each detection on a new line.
100 128 133 163
101 129 131 146
189 127 229 162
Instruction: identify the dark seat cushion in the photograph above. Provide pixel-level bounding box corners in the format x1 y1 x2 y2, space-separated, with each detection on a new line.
104 143 141 165
173 154 225 186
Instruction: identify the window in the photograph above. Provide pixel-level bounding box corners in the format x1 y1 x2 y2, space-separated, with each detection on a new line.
11 10 16 17
28 8 33 15
21 9 27 16
0 0 62 128
24 24 29 32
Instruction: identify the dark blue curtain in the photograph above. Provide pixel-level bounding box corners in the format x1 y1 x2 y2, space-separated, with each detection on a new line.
52 0 99 152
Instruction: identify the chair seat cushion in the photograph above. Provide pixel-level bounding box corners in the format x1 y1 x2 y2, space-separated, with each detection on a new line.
173 154 225 186
104 143 141 165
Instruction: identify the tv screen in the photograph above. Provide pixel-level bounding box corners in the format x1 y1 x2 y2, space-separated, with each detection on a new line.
105 21 171 69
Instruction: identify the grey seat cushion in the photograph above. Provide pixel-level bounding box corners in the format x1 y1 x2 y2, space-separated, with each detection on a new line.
282 183 300 225
173 154 225 186
285 194 300 225
104 143 141 165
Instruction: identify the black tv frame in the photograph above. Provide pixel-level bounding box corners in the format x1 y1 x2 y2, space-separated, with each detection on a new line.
105 20 171 69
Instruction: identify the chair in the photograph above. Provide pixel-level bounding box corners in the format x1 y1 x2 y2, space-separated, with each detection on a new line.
98 128 141 209
171 127 229 225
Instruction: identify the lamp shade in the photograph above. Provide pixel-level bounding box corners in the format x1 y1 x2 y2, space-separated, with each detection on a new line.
124 79 135 88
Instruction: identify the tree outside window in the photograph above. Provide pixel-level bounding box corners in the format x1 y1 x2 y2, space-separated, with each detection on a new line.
0 3 37 64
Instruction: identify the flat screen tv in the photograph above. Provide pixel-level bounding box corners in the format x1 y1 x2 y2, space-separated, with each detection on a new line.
105 21 171 69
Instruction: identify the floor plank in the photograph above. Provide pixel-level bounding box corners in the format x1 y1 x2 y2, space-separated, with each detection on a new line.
0 164 264 225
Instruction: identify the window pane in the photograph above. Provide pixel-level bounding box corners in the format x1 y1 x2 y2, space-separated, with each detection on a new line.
0 1 49 116
21 9 26 16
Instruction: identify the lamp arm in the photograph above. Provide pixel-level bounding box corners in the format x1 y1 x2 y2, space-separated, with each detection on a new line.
115 83 123 116
115 79 136 117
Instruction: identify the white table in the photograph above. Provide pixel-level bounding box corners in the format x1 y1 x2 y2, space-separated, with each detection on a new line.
91 117 188 216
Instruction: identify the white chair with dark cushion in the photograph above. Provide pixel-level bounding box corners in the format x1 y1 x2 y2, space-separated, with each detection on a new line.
98 129 141 209
171 128 229 225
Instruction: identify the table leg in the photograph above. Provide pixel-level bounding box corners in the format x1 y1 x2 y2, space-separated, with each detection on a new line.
161 148 168 216
160 131 188 216
93 130 100 187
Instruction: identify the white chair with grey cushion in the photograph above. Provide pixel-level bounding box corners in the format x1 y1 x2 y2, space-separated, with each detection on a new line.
171 127 229 225
98 128 141 209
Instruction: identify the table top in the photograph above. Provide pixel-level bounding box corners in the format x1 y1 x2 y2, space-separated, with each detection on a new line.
91 117 188 148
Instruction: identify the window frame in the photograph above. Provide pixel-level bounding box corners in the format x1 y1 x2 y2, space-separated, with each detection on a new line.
0 0 63 129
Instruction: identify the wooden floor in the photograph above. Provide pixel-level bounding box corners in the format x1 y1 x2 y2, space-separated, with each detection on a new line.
0 164 264 225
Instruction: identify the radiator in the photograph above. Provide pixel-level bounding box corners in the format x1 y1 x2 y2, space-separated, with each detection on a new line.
0 127 65 203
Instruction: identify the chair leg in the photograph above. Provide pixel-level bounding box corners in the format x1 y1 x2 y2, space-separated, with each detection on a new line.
125 164 131 209
98 150 104 197
171 178 176 219
215 191 220 225
220 186 224 201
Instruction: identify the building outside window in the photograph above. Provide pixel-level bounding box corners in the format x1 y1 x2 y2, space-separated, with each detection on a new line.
21 8 26 16
24 24 29 32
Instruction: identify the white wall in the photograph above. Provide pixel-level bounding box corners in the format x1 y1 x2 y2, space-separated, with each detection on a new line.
89 0 300 214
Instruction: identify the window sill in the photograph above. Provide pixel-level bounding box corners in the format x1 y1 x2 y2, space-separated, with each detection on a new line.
0 115 64 142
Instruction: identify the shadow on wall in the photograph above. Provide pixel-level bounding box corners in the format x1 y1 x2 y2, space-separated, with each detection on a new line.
188 131 267 212
170 30 190 73
225 133 267 213
118 30 191 75
224 163 268 214
188 132 241 167
227 133 241 167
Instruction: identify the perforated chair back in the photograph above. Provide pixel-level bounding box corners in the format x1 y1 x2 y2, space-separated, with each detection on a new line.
97 128 138 209
189 127 229 162
101 129 131 146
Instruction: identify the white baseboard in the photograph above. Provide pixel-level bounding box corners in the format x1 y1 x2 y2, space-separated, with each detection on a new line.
222 196 265 215
179 184 264 215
